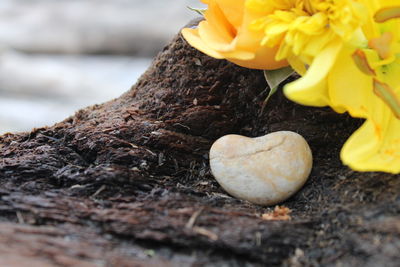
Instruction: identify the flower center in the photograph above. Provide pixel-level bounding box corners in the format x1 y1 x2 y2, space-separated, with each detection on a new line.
351 6 400 121
352 34 400 121
247 0 365 62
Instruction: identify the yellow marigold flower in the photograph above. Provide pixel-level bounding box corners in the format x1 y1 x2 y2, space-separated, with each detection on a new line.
247 0 366 72
181 0 287 70
285 0 400 173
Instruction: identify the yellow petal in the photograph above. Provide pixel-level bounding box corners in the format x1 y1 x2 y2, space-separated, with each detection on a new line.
376 52 400 89
328 46 373 117
341 115 400 173
283 40 342 107
287 56 306 75
373 79 400 119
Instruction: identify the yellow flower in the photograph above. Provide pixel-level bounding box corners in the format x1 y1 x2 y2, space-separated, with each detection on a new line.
247 0 366 74
181 0 287 70
285 0 400 173
183 0 400 173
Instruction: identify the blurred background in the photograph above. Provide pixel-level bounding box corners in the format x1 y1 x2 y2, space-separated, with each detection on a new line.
0 0 204 134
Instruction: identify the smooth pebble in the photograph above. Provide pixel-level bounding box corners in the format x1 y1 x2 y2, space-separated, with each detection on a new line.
209 131 313 206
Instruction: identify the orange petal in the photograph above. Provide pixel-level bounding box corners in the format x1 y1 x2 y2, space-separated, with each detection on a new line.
181 27 224 59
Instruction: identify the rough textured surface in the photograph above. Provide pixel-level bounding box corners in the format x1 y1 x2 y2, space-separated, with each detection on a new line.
0 25 399 266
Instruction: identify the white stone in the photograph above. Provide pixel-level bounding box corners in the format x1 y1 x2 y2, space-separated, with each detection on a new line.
209 131 313 206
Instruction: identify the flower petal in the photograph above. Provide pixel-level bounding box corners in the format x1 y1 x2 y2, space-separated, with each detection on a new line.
283 40 342 107
215 0 245 28
181 28 224 59
341 114 400 173
327 46 373 117
228 45 287 69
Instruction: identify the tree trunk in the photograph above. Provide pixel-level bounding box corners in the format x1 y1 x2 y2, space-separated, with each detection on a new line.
1 22 399 266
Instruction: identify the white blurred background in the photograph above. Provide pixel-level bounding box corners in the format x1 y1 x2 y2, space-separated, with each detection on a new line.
0 0 204 134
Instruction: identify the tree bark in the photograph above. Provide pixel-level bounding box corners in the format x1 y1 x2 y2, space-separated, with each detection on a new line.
0 23 399 266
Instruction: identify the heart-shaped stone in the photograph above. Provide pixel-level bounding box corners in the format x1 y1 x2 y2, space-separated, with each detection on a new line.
209 131 312 206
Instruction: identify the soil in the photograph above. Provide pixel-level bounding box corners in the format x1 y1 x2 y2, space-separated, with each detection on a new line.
0 21 399 266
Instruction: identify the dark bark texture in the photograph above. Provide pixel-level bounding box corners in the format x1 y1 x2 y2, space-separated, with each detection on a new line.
0 24 399 266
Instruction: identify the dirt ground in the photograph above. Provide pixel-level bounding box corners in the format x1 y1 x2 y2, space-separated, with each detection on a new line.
0 23 399 266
